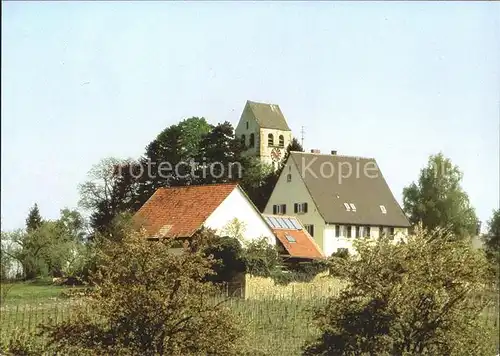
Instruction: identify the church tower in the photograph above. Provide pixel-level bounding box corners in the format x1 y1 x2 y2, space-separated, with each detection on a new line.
235 100 293 170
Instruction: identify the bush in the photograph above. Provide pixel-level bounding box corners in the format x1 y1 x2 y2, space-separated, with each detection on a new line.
303 226 497 356
40 229 247 355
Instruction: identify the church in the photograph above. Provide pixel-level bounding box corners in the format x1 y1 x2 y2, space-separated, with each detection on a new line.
235 100 293 169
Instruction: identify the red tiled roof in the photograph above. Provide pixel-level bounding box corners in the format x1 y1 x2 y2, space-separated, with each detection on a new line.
133 183 238 238
273 229 324 259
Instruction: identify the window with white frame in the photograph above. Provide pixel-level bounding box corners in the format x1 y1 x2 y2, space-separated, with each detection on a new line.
380 205 387 214
343 203 351 211
349 203 357 212
346 225 352 238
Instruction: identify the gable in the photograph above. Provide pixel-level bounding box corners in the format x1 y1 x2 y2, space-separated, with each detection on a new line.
290 152 410 227
204 186 275 244
235 101 260 134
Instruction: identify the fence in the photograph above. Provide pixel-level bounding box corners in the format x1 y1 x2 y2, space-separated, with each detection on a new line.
1 293 498 356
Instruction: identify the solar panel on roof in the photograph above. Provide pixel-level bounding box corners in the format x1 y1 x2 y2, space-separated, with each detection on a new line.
265 216 275 228
290 218 302 230
276 217 288 229
282 218 295 229
268 216 280 229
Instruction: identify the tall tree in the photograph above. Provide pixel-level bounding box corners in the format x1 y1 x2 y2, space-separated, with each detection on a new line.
195 121 245 184
79 157 140 235
141 117 212 190
25 203 43 232
403 153 478 238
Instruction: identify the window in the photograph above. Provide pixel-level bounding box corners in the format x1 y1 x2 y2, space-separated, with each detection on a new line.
285 234 296 243
294 202 308 214
279 135 284 147
349 203 357 212
343 202 351 211
265 216 302 230
380 205 387 214
355 226 360 238
389 227 395 237
246 121 249 129
273 204 287 215
346 225 352 238
268 133 274 146
287 174 292 182
241 134 246 146
249 133 255 148
335 225 341 237
305 224 314 237
379 226 384 238
365 226 371 237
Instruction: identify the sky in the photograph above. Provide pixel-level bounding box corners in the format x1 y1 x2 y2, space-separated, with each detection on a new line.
1 2 499 231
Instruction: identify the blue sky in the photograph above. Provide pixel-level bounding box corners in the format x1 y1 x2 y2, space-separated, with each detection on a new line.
2 2 499 231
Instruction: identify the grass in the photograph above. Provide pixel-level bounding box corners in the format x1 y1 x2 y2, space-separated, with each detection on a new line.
1 279 85 307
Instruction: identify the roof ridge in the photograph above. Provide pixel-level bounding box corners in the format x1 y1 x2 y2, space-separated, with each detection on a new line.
158 183 238 191
290 151 376 160
247 100 279 106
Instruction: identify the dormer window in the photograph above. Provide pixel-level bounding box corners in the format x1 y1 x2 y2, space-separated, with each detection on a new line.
268 133 274 146
249 133 255 148
279 135 284 147
380 205 387 214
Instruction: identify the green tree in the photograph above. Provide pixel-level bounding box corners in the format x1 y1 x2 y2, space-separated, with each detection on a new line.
3 209 88 280
483 209 500 280
195 121 245 184
25 203 43 232
41 229 246 355
484 209 500 255
79 157 141 235
403 153 478 238
303 226 496 356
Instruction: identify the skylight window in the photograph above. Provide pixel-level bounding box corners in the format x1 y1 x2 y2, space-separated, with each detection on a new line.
343 203 351 211
285 234 296 243
265 216 302 230
380 205 387 214
349 203 356 212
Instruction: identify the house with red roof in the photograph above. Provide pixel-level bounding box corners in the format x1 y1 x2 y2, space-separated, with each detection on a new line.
263 214 324 261
134 183 276 244
133 183 324 261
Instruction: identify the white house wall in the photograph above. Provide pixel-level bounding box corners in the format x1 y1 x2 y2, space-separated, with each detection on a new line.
263 158 326 249
323 225 409 256
204 187 275 245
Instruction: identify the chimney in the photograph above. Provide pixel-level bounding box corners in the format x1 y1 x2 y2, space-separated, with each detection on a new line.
310 149 321 154
331 150 337 155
